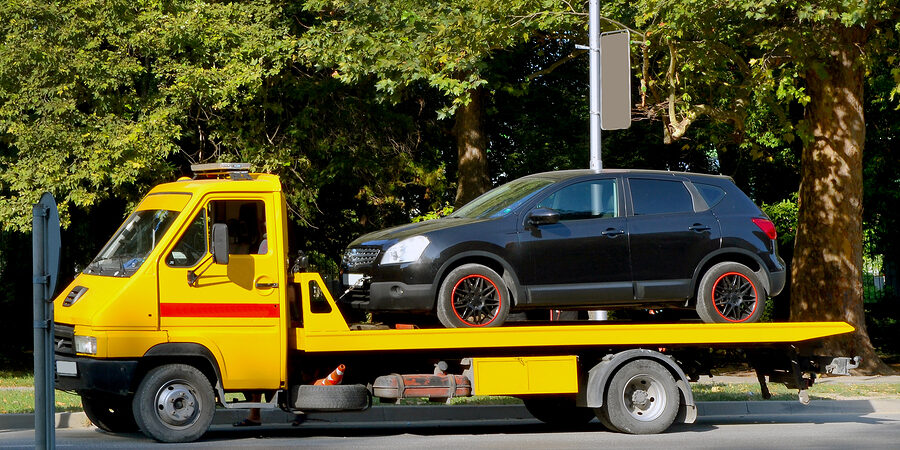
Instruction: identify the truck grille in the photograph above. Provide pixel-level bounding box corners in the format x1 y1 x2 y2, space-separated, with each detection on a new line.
54 323 75 355
342 247 381 270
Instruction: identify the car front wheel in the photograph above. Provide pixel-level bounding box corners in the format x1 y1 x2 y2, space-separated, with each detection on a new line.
696 261 765 323
436 264 510 328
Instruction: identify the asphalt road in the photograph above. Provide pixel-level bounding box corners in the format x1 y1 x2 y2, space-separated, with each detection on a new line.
2 412 898 449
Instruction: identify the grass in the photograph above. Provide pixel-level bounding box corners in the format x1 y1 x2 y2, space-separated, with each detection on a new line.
692 382 900 401
0 389 83 414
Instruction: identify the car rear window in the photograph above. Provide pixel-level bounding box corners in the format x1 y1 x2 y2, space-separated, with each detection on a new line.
694 183 726 208
629 178 694 215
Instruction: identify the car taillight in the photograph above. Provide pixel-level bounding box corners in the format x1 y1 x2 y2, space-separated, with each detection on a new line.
752 218 777 240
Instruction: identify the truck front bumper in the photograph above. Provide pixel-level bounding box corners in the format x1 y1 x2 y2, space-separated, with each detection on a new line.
55 355 138 396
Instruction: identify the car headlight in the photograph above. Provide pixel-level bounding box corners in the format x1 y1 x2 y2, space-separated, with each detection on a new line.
380 236 430 265
74 335 97 355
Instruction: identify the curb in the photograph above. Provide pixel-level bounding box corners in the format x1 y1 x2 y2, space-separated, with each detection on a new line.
3 400 899 431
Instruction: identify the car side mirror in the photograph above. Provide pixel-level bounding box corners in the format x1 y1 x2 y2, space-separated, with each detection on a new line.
527 208 560 226
211 223 230 265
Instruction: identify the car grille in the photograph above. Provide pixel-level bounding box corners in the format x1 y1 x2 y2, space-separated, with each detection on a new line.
343 247 381 270
54 323 75 356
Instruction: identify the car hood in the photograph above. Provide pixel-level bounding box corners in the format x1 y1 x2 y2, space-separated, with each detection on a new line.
349 217 488 247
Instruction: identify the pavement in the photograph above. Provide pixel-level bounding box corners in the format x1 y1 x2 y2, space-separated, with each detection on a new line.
2 374 898 431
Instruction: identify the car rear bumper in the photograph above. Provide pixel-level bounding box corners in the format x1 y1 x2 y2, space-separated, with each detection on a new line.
768 266 786 297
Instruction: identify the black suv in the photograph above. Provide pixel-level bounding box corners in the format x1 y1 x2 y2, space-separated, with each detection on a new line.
340 169 785 328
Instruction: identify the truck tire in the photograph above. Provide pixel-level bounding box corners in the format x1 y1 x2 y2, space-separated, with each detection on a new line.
437 264 510 328
132 364 215 443
292 384 370 411
599 359 679 434
82 394 138 433
523 395 595 425
696 262 765 323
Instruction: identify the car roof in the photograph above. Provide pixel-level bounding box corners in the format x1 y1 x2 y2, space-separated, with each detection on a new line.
523 169 733 183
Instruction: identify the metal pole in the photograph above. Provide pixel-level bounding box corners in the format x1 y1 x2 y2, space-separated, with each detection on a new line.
589 0 602 171
33 203 54 449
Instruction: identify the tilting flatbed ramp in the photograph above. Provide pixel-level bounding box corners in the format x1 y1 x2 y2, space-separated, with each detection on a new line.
292 274 854 352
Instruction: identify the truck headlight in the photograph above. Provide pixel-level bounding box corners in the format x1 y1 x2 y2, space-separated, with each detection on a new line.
380 236 430 265
74 335 97 355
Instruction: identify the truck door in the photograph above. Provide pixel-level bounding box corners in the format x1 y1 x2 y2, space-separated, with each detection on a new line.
157 195 283 390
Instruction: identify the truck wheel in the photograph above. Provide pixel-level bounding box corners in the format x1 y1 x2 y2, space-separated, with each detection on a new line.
292 384 370 411
600 359 679 434
132 364 215 443
696 262 765 323
82 394 138 433
437 264 510 328
523 395 595 425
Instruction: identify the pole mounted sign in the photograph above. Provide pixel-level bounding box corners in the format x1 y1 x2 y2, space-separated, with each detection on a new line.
585 0 632 171
33 192 60 449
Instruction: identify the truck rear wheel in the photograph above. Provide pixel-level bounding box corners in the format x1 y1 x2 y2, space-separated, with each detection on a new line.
599 359 679 434
82 394 138 433
523 395 595 425
132 364 215 443
437 264 510 328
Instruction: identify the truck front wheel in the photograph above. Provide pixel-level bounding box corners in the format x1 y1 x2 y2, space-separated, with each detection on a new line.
132 364 215 443
598 359 679 434
82 394 138 433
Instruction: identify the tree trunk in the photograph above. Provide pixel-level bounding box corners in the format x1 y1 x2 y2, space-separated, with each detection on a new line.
790 27 894 374
453 87 491 207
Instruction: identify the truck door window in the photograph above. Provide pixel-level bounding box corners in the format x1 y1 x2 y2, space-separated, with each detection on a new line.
209 200 268 255
167 209 208 267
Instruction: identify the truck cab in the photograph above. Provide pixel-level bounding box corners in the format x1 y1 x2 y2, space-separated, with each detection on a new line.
55 163 294 439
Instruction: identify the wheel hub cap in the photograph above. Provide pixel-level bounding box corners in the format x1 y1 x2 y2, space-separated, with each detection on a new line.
453 275 500 326
155 382 199 428
622 374 666 422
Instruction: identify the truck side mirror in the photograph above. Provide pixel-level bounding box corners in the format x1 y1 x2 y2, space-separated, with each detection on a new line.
211 223 230 265
527 208 560 226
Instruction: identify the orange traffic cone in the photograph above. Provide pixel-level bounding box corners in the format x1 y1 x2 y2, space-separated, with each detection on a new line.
315 364 345 385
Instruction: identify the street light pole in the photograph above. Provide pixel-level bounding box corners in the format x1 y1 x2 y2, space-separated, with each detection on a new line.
589 0 601 171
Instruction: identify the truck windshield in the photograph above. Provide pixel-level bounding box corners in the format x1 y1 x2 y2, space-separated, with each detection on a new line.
450 177 554 219
84 209 179 277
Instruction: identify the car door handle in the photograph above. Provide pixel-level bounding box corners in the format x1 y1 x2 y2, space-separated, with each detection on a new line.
601 228 625 237
256 282 279 289
689 224 712 232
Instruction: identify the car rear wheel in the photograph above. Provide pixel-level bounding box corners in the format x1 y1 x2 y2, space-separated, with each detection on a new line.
437 264 510 328
696 262 765 323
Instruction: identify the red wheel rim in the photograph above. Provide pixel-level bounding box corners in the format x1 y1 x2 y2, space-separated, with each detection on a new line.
711 272 759 322
451 274 502 327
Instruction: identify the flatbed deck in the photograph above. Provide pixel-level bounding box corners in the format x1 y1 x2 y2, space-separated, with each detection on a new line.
291 274 854 353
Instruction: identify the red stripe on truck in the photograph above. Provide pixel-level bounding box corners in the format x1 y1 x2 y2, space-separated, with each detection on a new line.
160 303 279 318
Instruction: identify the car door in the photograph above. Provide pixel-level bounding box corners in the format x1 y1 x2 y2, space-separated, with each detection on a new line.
519 177 632 306
157 195 283 390
626 177 721 300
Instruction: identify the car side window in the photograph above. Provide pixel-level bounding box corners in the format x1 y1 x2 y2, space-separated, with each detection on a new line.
630 178 694 215
536 179 617 221
694 183 726 208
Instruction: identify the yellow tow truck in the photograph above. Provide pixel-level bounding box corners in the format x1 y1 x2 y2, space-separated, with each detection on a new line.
53 164 858 443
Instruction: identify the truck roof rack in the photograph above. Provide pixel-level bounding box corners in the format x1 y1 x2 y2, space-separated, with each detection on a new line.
190 163 252 180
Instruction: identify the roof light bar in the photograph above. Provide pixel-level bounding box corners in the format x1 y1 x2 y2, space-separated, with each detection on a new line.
190 162 252 180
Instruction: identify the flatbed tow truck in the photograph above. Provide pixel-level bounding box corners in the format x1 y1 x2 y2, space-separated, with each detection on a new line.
53 164 859 442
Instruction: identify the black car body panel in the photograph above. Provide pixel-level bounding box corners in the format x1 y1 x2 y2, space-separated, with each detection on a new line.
340 169 786 317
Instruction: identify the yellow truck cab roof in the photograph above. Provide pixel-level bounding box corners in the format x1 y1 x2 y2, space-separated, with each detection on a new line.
149 173 283 196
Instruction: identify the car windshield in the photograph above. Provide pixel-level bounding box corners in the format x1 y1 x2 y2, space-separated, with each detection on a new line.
84 209 179 278
450 177 554 219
